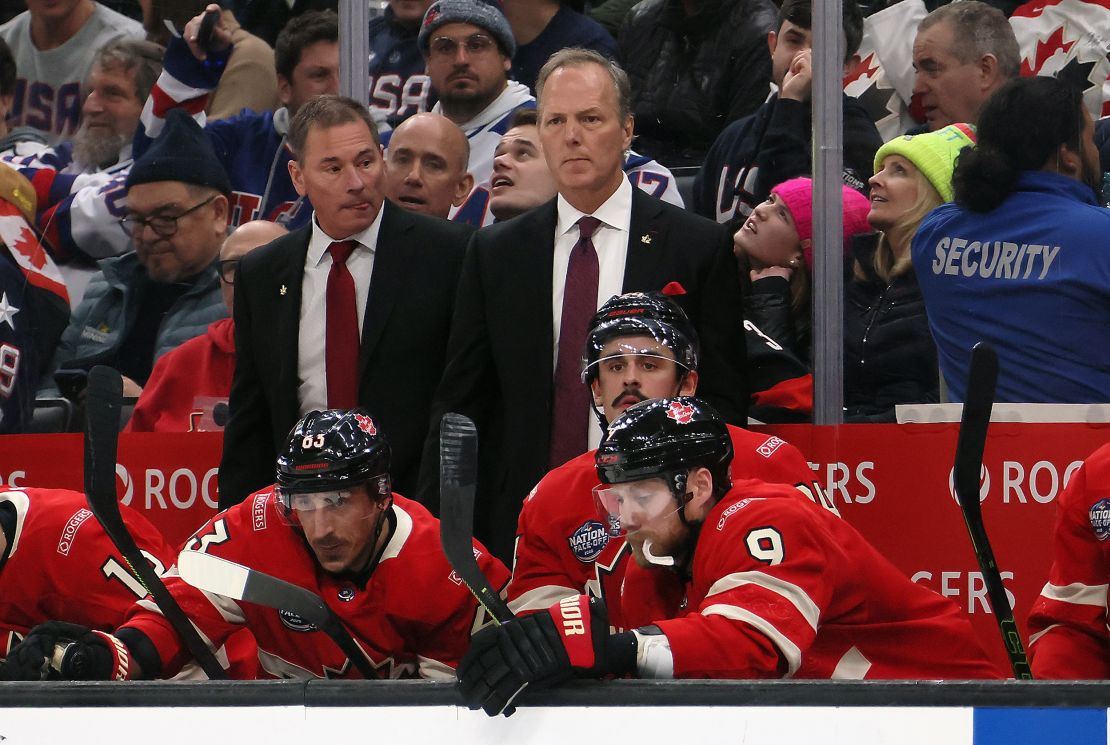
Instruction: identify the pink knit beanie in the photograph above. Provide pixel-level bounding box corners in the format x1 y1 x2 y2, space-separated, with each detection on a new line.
770 177 873 270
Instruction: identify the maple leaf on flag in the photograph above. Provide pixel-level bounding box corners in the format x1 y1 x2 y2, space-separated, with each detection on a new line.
10 224 45 270
843 52 880 87
1021 26 1075 77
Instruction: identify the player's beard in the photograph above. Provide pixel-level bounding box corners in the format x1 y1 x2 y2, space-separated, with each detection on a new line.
72 123 125 172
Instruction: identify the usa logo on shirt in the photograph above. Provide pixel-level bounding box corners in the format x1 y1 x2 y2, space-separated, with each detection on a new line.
1090 498 1110 541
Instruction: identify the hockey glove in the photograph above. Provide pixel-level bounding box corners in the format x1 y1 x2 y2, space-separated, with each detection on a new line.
457 596 633 717
0 621 132 681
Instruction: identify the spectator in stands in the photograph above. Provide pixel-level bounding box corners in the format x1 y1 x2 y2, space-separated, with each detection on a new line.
0 38 48 154
0 163 69 433
911 1 1019 132
488 108 556 221
502 0 616 93
44 109 230 398
0 0 144 142
914 77 1110 404
569 0 637 36
693 0 880 224
383 112 473 219
697 1 879 225
225 0 336 48
734 177 871 364
368 0 435 133
418 48 747 563
849 122 974 420
125 220 287 433
617 0 778 167
133 8 339 232
152 1 279 120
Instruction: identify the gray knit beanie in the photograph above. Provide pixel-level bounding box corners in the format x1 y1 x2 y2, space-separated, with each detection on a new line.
418 0 516 58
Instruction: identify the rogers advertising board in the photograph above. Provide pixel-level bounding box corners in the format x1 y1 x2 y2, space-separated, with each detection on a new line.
2 423 1108 674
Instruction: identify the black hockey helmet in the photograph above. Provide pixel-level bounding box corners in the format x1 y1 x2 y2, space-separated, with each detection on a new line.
275 408 392 501
596 396 732 501
581 292 699 385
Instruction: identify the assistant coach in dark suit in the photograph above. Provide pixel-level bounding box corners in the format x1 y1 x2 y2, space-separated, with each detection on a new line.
219 96 472 507
419 49 748 562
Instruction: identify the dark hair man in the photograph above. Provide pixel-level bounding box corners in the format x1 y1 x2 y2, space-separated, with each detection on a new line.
911 76 1110 404
487 108 557 222
911 1 1019 131
459 396 1000 715
508 292 826 622
219 95 473 508
419 49 748 564
693 0 880 224
1 409 508 680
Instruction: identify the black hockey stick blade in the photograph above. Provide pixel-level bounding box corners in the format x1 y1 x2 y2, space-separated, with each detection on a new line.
952 344 1033 679
177 551 378 679
439 412 513 625
84 365 227 680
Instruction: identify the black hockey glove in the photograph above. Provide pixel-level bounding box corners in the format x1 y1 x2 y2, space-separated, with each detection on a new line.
457 596 634 717
0 621 132 681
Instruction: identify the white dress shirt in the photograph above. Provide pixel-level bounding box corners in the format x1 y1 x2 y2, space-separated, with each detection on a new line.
297 208 384 415
551 177 633 449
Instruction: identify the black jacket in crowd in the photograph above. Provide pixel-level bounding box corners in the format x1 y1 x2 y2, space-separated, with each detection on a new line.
693 93 883 224
844 233 938 422
617 0 778 167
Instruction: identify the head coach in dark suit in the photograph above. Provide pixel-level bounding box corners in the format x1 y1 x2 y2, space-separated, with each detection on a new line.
218 95 474 507
419 49 748 563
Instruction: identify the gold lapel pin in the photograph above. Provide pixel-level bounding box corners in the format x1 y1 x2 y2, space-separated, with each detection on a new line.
279 284 287 296
641 234 653 245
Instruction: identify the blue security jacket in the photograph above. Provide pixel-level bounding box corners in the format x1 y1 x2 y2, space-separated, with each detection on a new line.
911 171 1110 403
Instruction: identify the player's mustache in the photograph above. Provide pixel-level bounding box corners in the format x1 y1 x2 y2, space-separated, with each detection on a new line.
611 387 647 407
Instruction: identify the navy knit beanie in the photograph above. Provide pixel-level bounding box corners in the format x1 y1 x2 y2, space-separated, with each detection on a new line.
126 109 231 195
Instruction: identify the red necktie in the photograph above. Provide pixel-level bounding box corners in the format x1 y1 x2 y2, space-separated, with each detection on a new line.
326 240 359 409
549 216 602 468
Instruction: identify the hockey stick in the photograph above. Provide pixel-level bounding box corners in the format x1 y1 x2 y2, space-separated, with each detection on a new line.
83 365 227 680
952 343 1033 679
439 412 513 625
177 551 378 678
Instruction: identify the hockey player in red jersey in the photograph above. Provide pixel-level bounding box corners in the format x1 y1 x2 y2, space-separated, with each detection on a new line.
460 396 1000 715
508 292 830 625
0 487 174 664
1027 442 1110 678
3 409 509 680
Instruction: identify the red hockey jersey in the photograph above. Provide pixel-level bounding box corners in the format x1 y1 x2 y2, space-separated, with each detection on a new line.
633 481 1001 679
1027 443 1110 678
0 487 174 658
121 490 508 679
508 425 829 625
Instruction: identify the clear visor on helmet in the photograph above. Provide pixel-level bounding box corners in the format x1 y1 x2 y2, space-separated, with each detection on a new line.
275 474 391 525
592 477 684 537
581 340 691 384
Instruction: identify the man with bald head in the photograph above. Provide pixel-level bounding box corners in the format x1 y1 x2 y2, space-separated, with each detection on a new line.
125 220 288 432
384 112 473 219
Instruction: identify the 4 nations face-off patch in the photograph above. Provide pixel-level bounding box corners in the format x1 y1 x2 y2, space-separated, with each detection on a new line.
1089 498 1110 541
568 520 610 563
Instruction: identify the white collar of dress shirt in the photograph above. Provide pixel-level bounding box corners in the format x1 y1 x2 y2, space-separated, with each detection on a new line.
306 203 386 267
555 176 633 238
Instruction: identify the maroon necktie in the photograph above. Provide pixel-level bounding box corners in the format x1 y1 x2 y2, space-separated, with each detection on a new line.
549 216 602 468
326 240 359 409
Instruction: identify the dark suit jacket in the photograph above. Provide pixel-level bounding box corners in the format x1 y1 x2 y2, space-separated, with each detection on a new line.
418 188 747 562
219 201 473 507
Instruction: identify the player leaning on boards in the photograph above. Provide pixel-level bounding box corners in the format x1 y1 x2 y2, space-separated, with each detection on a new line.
461 397 1001 716
508 291 826 627
2 409 508 680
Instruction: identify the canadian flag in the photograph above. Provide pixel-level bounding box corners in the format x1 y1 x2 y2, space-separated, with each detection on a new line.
0 203 69 304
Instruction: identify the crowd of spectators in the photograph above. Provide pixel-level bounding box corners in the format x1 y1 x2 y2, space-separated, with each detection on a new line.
0 0 1106 689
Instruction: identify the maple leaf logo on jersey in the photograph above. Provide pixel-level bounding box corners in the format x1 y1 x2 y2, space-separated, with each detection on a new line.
354 413 377 435
10 224 46 270
665 401 695 424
